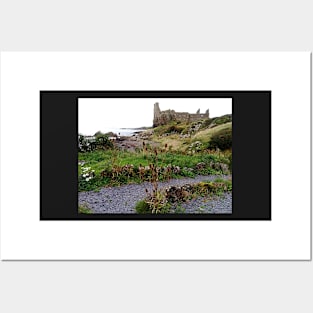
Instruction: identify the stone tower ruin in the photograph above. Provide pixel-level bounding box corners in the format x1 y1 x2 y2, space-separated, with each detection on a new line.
153 102 209 127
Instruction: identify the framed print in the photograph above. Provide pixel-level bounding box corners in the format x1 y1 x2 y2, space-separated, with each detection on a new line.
0 52 310 260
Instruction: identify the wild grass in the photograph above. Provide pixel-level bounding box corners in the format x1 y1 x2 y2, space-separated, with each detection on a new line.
78 147 230 191
192 122 232 143
151 122 232 152
78 204 92 214
134 177 232 214
153 134 186 151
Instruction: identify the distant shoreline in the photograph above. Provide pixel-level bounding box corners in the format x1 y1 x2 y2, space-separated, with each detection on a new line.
80 126 152 137
120 126 152 130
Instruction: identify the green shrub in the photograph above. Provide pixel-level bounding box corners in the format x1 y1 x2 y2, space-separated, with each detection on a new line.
209 127 232 150
78 134 92 152
214 114 232 125
135 200 151 214
200 115 232 130
200 118 214 129
95 134 114 149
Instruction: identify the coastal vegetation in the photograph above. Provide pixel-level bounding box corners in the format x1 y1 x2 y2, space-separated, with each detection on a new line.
78 115 232 214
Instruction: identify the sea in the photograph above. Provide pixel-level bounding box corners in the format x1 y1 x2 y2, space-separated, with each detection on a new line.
83 127 145 137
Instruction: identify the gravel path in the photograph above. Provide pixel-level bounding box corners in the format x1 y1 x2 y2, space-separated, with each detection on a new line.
79 175 232 214
171 192 232 214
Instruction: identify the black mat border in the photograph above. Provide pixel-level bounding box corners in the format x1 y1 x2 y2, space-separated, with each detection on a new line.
40 91 271 220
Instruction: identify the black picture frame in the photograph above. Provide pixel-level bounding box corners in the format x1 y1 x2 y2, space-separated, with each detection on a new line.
40 91 271 220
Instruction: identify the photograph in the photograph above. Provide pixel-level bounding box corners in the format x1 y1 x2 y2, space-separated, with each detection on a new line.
78 98 232 215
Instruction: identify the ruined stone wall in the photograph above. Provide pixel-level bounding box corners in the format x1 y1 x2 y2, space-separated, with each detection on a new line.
188 113 209 122
153 102 209 127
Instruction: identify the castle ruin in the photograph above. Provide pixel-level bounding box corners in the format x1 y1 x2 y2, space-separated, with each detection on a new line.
153 102 209 127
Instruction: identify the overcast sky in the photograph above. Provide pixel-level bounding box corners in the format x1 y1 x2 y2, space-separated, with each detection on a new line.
79 98 232 135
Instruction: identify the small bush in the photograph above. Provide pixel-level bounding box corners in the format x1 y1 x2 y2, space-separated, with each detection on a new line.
145 193 170 213
78 134 92 152
214 114 232 125
200 118 213 129
199 115 232 130
95 134 114 149
209 127 232 150
135 200 151 214
187 141 203 153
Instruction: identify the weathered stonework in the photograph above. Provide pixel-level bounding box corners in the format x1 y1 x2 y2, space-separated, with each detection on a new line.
153 102 209 127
